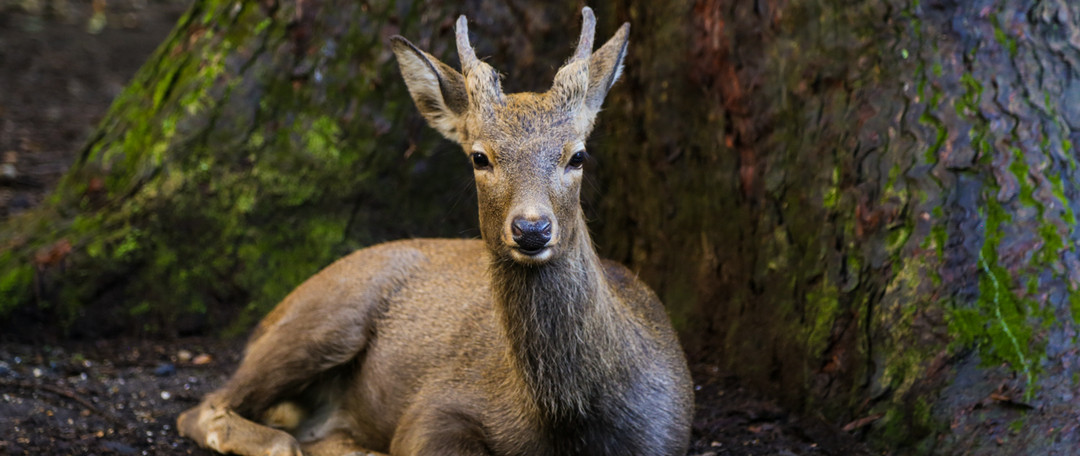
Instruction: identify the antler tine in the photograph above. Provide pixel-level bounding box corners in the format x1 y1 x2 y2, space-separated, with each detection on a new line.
456 15 479 73
571 6 596 62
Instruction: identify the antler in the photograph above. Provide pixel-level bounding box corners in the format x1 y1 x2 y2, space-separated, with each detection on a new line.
571 7 596 62
456 15 480 74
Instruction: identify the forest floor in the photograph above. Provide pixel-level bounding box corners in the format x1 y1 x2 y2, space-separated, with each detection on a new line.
0 1 874 455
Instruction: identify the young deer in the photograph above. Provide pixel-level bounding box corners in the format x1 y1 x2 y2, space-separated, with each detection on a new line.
178 7 693 455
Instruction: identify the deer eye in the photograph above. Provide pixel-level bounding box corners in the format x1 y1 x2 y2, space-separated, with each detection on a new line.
567 150 588 169
471 152 491 169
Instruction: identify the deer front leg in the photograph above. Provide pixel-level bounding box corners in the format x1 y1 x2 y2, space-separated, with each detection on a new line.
178 394 302 456
177 308 373 456
177 257 392 454
179 398 391 456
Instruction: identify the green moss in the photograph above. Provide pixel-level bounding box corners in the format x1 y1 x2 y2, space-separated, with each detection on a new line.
822 166 840 208
805 280 841 356
1070 288 1080 325
113 230 140 260
935 50 1067 401
1008 417 1025 434
0 259 33 314
947 196 1044 400
991 15 1018 58
918 95 946 164
913 396 934 432
958 72 982 114
1009 148 1041 214
1048 174 1076 225
885 162 903 189
879 408 906 443
887 225 911 252
930 222 946 260
130 301 152 316
1037 223 1064 264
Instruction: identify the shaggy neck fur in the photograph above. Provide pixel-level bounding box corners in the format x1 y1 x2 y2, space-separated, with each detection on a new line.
489 215 632 421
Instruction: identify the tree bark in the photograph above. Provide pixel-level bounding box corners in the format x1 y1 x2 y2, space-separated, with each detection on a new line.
2 0 1079 453
588 0 1080 453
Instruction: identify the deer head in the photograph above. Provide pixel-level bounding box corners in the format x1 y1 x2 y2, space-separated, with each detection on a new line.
391 7 629 265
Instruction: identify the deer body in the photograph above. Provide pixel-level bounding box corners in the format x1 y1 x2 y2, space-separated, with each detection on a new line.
179 8 693 456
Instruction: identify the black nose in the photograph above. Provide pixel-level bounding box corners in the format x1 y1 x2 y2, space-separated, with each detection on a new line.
511 216 552 252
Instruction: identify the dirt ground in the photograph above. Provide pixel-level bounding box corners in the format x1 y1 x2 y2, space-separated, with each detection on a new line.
0 1 874 455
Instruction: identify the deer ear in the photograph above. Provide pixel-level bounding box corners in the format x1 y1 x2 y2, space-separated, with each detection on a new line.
585 23 629 114
390 36 469 143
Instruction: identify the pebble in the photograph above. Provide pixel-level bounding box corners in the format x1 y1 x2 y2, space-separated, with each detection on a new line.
153 363 176 377
192 354 212 365
176 349 193 363
160 391 171 400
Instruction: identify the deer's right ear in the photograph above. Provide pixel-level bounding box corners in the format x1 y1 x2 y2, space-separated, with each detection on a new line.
390 36 469 143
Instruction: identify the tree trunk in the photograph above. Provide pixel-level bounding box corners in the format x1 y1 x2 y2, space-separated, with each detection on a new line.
2 0 1078 453
589 0 1080 453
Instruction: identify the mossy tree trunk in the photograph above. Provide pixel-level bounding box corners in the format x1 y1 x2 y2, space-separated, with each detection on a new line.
588 0 1080 454
2 0 1079 453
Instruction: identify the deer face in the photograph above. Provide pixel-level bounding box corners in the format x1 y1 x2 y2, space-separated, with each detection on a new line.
392 8 628 264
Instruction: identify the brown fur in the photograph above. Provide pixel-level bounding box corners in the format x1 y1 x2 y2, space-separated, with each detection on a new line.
177 7 692 456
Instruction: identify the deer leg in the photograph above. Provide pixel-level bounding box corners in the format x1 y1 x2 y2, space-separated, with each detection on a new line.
178 287 382 453
178 248 424 455
178 309 373 455
178 396 302 456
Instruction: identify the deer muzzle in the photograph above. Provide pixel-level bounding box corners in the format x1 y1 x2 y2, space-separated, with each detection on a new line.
505 210 558 263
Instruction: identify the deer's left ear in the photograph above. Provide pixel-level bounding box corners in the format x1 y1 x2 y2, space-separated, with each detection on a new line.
584 23 629 114
390 36 469 143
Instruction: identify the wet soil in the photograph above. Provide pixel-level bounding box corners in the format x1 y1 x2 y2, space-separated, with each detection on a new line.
0 0 190 218
0 338 233 455
0 2 874 455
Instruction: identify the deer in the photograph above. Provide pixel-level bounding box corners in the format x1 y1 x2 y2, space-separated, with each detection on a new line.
177 7 693 456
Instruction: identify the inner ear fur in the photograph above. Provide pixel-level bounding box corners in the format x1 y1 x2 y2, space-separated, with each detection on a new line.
390 36 469 142
585 23 630 114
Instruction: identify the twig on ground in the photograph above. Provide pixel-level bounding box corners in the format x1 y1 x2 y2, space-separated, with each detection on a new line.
0 378 127 428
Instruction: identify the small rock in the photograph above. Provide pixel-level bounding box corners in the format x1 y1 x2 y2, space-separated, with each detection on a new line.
176 349 193 363
153 363 176 377
160 391 171 400
0 163 15 179
32 367 43 378
192 354 212 365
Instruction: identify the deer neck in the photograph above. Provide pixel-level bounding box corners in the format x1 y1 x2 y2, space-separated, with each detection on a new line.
489 216 631 419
